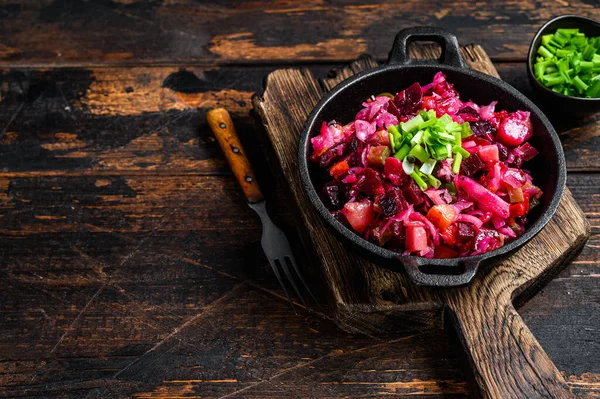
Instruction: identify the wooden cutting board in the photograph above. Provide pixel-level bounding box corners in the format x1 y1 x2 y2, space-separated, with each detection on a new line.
252 44 590 399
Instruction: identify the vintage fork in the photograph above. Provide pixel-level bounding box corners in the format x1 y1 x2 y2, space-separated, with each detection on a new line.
207 108 318 312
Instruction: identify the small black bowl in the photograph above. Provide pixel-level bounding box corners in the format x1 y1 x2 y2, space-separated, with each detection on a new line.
527 15 600 114
299 27 566 287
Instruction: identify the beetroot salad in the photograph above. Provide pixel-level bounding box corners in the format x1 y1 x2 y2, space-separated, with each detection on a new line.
310 72 543 259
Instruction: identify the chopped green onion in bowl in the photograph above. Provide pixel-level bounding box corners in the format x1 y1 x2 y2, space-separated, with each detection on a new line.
533 28 600 98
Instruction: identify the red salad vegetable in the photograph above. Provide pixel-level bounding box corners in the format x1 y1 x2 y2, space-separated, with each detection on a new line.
311 72 543 258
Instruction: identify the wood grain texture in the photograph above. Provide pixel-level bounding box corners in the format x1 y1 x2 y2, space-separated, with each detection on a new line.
252 45 590 398
0 6 598 396
1 0 599 66
207 108 264 203
2 64 597 176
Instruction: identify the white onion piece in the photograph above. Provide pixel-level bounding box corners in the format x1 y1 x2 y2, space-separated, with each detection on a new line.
402 158 415 175
419 159 436 175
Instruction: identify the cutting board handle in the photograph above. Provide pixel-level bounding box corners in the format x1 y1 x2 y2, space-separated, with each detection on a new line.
443 283 575 399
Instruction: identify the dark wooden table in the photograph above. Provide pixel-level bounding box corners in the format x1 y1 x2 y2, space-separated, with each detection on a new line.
0 2 598 398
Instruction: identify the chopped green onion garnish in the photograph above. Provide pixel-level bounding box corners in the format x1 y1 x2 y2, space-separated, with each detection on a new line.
410 130 424 146
446 182 457 195
387 112 476 190
454 131 462 146
402 114 424 133
533 28 600 98
541 34 553 46
410 171 428 191
453 145 470 159
586 79 600 98
461 122 472 138
426 174 442 189
573 75 589 93
394 143 411 161
452 152 463 174
432 143 448 159
538 46 554 59
410 145 430 163
419 158 436 175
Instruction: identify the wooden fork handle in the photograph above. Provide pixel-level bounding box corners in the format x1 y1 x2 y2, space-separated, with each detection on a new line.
207 108 264 204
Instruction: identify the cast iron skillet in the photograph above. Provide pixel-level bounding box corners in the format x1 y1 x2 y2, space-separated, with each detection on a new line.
298 27 566 287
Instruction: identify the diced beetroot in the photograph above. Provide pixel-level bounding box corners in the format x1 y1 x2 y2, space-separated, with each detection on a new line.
472 136 492 146
366 145 391 168
355 168 384 196
342 200 375 233
320 181 343 210
375 187 408 217
406 226 428 252
393 82 423 116
403 179 426 205
456 106 480 122
478 145 499 163
422 96 437 110
490 110 509 129
517 142 539 161
470 120 496 138
456 222 476 243
319 142 348 168
433 96 462 117
384 157 406 185
497 111 533 146
376 193 398 217
496 142 509 162
367 130 391 146
460 153 484 177
508 155 523 169
384 156 403 175
387 100 401 118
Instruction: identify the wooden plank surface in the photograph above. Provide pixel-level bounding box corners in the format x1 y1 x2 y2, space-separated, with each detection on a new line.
1 0 599 66
2 64 598 173
0 1 599 398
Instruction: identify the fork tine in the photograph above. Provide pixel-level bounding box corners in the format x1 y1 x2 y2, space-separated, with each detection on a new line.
268 259 296 314
279 258 308 308
285 256 322 309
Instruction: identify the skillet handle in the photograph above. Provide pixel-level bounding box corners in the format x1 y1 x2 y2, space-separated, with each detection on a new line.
443 280 575 398
401 257 479 287
388 26 467 69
